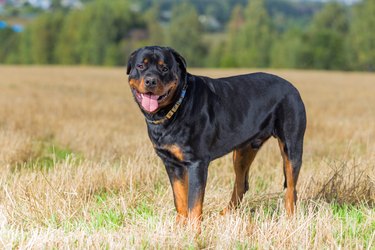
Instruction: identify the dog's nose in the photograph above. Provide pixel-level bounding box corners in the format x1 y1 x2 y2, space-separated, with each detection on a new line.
144 77 157 87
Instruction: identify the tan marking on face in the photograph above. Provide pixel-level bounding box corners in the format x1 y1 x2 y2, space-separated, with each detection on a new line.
158 60 165 65
129 78 146 93
129 77 176 96
143 58 148 64
164 144 184 161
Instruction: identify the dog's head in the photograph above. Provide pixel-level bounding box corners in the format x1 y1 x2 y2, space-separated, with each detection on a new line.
126 46 187 113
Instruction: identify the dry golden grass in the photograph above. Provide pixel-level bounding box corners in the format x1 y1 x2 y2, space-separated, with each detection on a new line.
0 66 374 249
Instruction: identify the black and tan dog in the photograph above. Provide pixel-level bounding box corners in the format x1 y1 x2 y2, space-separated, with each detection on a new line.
126 46 306 226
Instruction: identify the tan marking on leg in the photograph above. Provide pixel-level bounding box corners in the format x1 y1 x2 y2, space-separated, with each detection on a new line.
172 176 188 224
189 199 202 221
278 140 296 216
188 194 203 233
284 157 296 216
164 144 184 162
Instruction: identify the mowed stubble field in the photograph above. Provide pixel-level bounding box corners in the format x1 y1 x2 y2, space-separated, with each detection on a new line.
0 66 374 249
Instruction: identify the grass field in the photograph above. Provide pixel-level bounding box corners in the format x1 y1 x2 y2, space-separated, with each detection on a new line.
0 66 374 249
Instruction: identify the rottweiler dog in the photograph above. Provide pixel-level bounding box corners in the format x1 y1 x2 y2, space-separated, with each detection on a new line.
126 46 306 226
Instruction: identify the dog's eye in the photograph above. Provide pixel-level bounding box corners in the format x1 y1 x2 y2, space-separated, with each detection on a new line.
136 64 144 70
162 66 169 72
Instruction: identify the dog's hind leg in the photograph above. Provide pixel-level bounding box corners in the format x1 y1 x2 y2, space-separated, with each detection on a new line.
278 139 302 215
276 95 306 215
220 144 257 215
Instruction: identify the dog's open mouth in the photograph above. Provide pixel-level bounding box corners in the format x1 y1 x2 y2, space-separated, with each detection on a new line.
133 89 171 112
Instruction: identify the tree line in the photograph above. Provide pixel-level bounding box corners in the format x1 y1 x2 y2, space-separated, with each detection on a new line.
0 0 374 71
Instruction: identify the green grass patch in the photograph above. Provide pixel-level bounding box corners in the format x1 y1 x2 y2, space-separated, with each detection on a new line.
48 208 125 232
254 176 269 194
127 201 155 221
14 142 83 170
94 190 111 205
331 203 374 248
49 198 158 232
89 208 124 230
36 144 78 168
234 241 253 250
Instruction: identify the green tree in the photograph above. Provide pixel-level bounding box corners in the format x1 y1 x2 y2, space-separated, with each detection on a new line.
12 11 65 64
17 27 33 64
222 0 273 68
206 41 226 67
167 2 207 67
0 28 19 63
55 10 81 64
237 0 273 67
298 2 349 70
77 1 117 65
29 11 64 64
220 4 245 67
349 0 375 71
55 0 143 65
145 4 164 45
50 0 62 10
270 28 303 68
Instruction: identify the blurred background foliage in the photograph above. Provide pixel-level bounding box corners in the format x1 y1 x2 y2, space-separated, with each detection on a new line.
0 0 374 71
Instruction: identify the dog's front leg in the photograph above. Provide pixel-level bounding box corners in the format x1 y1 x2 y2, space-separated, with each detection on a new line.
187 161 208 229
164 160 208 232
164 163 188 224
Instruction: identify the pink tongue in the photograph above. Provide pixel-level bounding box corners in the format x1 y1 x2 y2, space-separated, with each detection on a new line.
141 93 159 112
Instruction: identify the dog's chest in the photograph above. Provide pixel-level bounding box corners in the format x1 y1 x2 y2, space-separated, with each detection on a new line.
148 124 197 161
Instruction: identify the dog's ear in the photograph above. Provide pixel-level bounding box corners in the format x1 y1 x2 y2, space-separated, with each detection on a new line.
167 47 187 75
126 49 140 75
